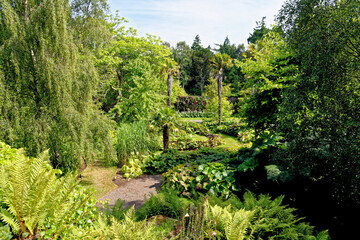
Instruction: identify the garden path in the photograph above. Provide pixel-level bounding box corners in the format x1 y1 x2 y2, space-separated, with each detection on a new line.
99 173 162 209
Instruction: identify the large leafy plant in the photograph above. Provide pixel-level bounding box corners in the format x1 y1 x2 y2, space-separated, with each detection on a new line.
207 192 330 239
0 147 94 239
162 162 238 198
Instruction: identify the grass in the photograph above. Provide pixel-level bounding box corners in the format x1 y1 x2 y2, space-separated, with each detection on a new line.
79 160 118 199
217 133 252 150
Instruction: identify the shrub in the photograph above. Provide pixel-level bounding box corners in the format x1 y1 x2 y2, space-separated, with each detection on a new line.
170 135 224 151
0 141 20 166
135 191 193 220
120 154 144 179
143 148 233 175
174 96 209 112
176 120 210 136
162 162 238 198
207 192 330 239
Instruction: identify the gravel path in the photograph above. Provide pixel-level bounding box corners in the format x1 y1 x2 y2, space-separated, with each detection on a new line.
99 174 162 209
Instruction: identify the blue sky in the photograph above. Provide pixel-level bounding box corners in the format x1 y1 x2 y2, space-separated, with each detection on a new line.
108 0 285 48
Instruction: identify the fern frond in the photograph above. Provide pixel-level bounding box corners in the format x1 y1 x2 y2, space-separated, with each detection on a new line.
0 208 20 234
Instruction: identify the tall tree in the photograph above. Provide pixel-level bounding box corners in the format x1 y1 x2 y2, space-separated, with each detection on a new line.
189 35 213 95
171 41 192 90
277 0 360 207
214 36 246 94
247 17 270 44
0 0 115 171
211 53 233 125
239 30 298 136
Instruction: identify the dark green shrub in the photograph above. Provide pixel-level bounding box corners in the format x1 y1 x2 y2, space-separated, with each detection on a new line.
135 191 193 220
176 120 210 136
143 148 233 175
162 162 238 198
174 96 209 112
102 199 132 224
143 149 190 175
207 192 330 239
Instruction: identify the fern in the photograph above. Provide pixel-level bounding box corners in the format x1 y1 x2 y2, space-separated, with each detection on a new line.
207 193 330 240
0 150 87 238
111 206 167 240
208 204 254 240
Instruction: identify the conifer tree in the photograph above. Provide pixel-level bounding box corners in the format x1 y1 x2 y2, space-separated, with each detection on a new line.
0 0 115 171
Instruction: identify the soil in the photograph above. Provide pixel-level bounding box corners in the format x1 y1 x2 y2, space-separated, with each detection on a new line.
99 170 162 209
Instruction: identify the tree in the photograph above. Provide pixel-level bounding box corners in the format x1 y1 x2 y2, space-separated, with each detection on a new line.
0 0 115 171
160 59 179 107
188 35 213 95
239 30 298 136
70 0 110 49
277 0 360 207
171 41 192 90
214 36 246 94
247 17 270 44
96 24 175 121
152 107 178 150
211 53 233 125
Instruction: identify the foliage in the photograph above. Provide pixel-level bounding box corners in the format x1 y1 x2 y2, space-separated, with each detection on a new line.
0 148 98 239
207 192 330 239
0 224 12 240
207 204 254 239
247 17 270 44
113 121 159 165
178 203 208 239
176 120 210 136
239 29 298 136
276 0 360 207
143 148 233 175
174 96 209 112
0 0 116 172
101 199 132 224
171 135 224 151
120 155 144 179
0 141 22 166
204 77 233 120
162 162 238 198
188 35 214 95
110 207 170 240
96 24 175 122
143 149 189 175
152 107 180 150
136 191 193 221
214 36 246 94
178 111 213 118
112 59 166 122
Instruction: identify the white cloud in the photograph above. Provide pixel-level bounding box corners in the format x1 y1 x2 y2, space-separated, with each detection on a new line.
108 0 285 47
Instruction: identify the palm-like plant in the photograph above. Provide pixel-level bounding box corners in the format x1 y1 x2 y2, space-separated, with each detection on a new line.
161 59 180 107
152 107 179 150
210 53 233 125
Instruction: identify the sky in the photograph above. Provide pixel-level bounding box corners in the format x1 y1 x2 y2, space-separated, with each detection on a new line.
108 0 286 48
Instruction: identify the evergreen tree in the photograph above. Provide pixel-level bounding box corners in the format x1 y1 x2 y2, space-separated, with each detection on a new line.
247 17 270 44
0 0 115 171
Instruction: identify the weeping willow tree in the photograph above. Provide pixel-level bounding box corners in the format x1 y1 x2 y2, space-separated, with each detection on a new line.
0 0 116 171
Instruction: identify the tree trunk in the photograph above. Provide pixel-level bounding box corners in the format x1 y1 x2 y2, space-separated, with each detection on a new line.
167 72 173 107
217 68 224 126
163 124 169 150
